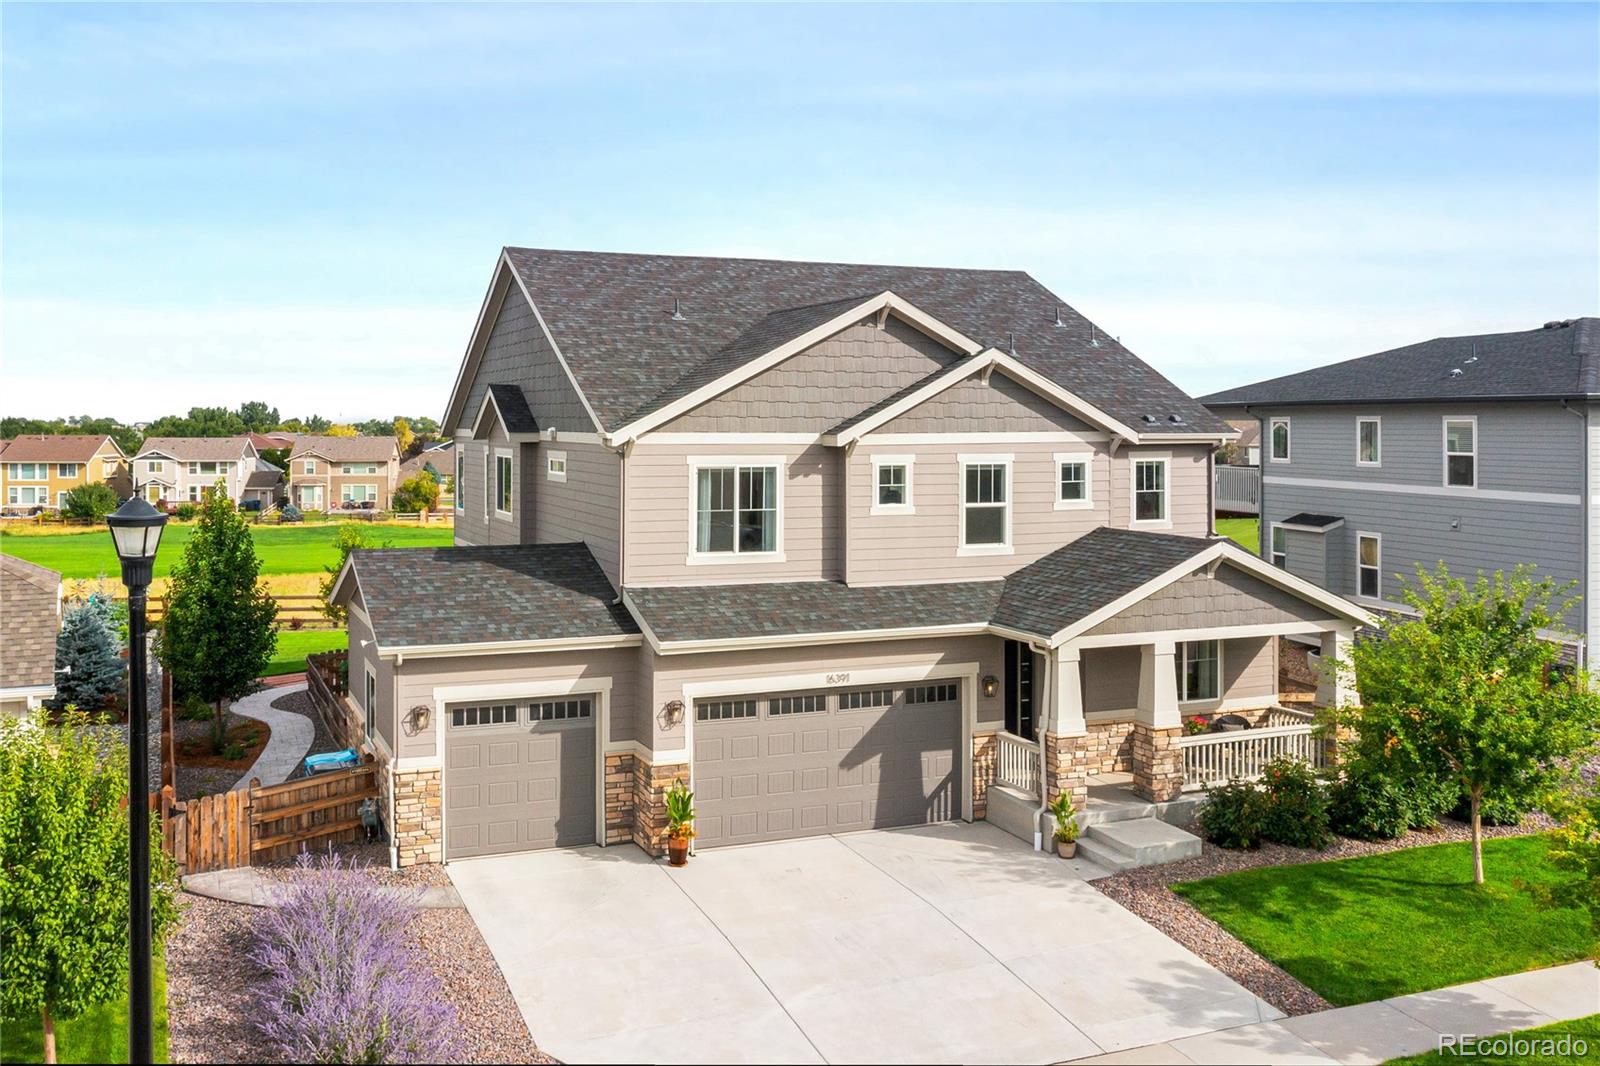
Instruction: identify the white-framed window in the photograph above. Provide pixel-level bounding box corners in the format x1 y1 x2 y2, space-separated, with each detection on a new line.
5 463 45 481
870 454 913 514
187 460 220 475
454 451 464 511
56 491 68 508
959 454 1012 553
1269 417 1290 462
301 459 316 474
1131 456 1169 525
341 484 378 504
187 484 203 502
546 450 568 483
1357 532 1381 599
147 460 165 474
1054 452 1093 509
482 451 491 521
1270 523 1287 568
1175 640 1221 702
1444 417 1476 488
690 458 781 558
1357 416 1381 466
56 463 79 478
341 462 379 475
7 486 45 506
495 450 513 516
364 666 378 739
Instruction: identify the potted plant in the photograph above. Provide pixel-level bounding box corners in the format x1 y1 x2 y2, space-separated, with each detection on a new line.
1049 792 1080 858
665 778 695 866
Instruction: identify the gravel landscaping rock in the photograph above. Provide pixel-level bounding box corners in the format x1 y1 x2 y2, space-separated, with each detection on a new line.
1092 814 1558 1018
267 687 343 758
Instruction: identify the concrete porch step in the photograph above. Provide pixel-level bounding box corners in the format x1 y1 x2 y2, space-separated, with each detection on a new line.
1079 793 1202 828
1076 816 1202 872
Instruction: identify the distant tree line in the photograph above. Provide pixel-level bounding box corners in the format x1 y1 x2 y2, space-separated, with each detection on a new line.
2 403 445 462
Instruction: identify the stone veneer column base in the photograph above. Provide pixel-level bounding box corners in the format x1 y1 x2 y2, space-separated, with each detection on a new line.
632 757 688 856
389 766 442 867
1131 723 1184 802
971 732 997 819
604 751 636 845
1042 732 1090 810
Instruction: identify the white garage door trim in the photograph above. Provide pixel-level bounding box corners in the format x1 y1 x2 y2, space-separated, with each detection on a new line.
680 660 978 843
431 676 613 861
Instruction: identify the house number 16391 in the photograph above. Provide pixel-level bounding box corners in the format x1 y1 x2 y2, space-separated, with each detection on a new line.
826 672 850 685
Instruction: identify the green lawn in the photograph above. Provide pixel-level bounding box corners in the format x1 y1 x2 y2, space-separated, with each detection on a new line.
264 628 348 677
0 523 453 580
0 958 167 1064
1386 1014 1600 1064
1217 516 1259 554
1171 835 1592 1006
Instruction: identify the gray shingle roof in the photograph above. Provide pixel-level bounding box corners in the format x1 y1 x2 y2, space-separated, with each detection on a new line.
990 527 1215 639
136 436 253 462
1201 318 1600 408
626 579 1004 645
485 384 540 434
1 556 60 691
348 543 637 649
289 435 398 462
1281 512 1343 530
502 248 1228 434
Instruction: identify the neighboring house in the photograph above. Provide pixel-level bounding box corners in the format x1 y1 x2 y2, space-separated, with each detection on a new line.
329 247 1369 866
244 458 287 506
1 434 130 513
397 441 454 487
132 436 266 506
1 556 62 713
286 436 401 511
1202 317 1599 660
248 430 297 452
1223 419 1260 466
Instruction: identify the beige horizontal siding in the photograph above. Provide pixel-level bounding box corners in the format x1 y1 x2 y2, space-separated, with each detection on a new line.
537 440 621 585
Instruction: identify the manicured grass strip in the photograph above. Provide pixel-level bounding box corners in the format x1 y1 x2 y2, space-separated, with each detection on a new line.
1386 1013 1600 1064
0 956 168 1064
1216 516 1259 554
1171 835 1591 1006
264 628 347 677
0 523 453 580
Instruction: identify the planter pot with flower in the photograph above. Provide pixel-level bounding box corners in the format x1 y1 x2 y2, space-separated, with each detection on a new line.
1049 791 1080 859
665 777 695 867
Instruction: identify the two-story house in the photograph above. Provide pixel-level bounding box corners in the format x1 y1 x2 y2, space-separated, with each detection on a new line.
1202 318 1599 662
132 436 275 507
286 436 401 511
329 248 1369 867
1 434 130 513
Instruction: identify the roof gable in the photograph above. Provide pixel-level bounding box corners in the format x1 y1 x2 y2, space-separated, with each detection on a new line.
135 436 255 462
1 434 119 463
289 435 398 463
871 364 1099 437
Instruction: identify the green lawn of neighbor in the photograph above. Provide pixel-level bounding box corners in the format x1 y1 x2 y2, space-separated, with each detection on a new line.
0 957 168 1064
1386 1014 1600 1064
1216 516 1259 554
264 628 348 677
1171 835 1592 1006
0 522 453 580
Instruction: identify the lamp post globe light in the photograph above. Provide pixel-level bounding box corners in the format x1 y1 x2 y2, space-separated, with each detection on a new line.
106 495 167 1066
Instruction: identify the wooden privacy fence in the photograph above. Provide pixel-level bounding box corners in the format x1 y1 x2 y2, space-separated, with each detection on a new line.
154 760 379 875
148 594 337 630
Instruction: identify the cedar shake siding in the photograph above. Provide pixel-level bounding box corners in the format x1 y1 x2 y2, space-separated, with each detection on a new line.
459 277 595 436
1084 562 1333 637
658 319 958 433
874 373 1100 434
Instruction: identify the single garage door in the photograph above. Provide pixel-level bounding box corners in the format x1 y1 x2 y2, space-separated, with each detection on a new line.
693 681 961 848
444 696 596 859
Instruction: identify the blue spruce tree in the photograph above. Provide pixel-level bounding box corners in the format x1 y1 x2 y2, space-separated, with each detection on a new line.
52 603 124 712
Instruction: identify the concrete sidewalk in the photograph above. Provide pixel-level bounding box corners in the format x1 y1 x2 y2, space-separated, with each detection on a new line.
183 866 464 909
1070 960 1599 1065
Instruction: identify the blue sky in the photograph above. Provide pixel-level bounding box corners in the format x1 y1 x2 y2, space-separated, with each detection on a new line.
4 2 1596 422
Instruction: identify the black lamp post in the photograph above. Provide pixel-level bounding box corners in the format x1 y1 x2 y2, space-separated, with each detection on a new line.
106 497 167 1066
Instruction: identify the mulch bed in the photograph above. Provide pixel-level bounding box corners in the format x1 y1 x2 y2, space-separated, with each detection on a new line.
173 711 264 800
166 844 546 1064
267 687 343 758
1092 813 1559 1017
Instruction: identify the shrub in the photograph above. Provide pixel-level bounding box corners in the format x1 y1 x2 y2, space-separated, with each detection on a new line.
251 851 458 1064
1328 761 1412 840
174 502 199 520
1402 774 1459 830
51 602 124 712
1259 757 1331 849
280 504 303 523
1198 778 1268 849
61 481 120 521
393 471 439 513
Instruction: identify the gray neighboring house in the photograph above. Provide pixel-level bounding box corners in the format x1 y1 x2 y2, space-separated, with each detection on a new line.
1 556 62 714
328 246 1370 868
1202 317 1599 660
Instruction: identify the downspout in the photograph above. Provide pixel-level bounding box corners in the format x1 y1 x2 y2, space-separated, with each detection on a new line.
1206 446 1216 537
1030 642 1053 852
1562 400 1588 667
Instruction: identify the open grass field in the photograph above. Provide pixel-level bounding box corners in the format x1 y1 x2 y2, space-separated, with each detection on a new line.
264 628 348 677
0 958 167 1064
1172 835 1592 1006
0 522 453 581
1216 516 1259 553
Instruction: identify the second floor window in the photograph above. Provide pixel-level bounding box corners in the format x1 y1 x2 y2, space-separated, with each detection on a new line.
961 461 1008 547
148 460 164 474
57 463 79 478
1057 457 1089 506
342 462 379 474
1269 417 1290 462
302 460 316 474
5 464 45 480
1357 532 1381 598
496 453 513 515
1444 418 1475 487
454 452 464 510
1270 524 1287 567
695 464 777 555
1357 417 1381 465
877 464 906 506
1132 458 1168 523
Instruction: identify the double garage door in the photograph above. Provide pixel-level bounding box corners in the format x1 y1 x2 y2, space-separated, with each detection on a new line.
444 696 596 860
693 680 962 848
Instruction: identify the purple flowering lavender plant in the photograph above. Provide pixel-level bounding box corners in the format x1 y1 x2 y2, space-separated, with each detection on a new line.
250 850 459 1064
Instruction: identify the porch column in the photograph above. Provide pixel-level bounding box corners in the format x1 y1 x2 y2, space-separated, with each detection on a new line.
1041 645 1088 815
1132 640 1183 802
1317 624 1358 707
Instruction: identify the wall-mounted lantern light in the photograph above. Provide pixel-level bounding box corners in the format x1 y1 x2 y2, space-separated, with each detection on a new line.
663 699 685 727
406 705 432 733
981 675 999 699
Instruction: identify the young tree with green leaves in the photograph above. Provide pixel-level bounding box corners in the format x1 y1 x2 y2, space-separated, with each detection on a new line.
319 524 378 625
1545 777 1600 957
0 711 180 1063
159 485 278 751
60 481 121 521
52 602 124 712
392 471 439 513
1336 564 1600 883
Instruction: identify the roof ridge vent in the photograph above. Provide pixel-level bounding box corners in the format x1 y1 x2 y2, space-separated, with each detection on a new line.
670 298 686 322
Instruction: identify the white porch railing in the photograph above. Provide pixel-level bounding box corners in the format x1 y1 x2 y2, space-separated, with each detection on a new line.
994 732 1041 798
1178 721 1323 791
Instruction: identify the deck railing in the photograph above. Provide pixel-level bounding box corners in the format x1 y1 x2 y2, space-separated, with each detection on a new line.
995 732 1041 797
1177 721 1322 791
1214 464 1261 515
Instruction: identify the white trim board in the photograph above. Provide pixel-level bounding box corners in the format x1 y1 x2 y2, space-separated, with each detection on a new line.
1262 473 1577 507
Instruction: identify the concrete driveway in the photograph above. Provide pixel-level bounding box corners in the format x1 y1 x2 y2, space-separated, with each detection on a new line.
448 822 1282 1064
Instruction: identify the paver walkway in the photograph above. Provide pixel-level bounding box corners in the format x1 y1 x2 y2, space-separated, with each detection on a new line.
230 681 314 789
183 866 463 908
1069 960 1599 1064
